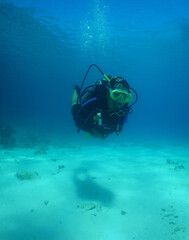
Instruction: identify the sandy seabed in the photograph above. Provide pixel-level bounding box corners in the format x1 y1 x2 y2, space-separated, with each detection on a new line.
0 138 189 240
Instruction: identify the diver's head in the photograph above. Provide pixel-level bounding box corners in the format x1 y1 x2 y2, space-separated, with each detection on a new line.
108 77 132 109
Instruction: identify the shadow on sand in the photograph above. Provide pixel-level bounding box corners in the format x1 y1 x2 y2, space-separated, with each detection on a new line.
72 168 114 207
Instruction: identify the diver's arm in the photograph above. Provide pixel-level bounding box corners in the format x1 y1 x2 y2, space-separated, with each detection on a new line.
71 89 78 106
71 85 80 106
116 113 128 135
116 124 122 136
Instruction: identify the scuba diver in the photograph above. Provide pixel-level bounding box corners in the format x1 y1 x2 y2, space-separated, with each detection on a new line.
71 64 138 139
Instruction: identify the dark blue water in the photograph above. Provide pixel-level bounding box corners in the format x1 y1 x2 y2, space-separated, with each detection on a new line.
0 0 189 142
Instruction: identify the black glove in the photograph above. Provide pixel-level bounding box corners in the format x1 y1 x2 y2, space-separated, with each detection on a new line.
72 85 80 94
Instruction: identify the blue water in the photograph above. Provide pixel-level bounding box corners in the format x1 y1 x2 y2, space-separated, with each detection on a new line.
1 1 189 239
0 0 189 140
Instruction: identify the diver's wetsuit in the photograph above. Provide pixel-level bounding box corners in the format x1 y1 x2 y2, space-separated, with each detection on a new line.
71 80 129 137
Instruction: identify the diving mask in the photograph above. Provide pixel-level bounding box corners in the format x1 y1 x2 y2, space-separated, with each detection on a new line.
110 89 132 104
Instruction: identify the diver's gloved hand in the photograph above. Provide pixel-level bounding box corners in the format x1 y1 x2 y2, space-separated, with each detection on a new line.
72 85 80 94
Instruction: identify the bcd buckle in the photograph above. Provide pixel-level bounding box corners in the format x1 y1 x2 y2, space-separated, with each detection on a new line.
116 110 126 117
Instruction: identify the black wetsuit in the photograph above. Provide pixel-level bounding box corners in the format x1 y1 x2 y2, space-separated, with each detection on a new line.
71 80 129 137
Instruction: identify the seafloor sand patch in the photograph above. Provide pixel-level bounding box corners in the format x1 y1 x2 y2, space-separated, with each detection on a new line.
0 139 189 240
